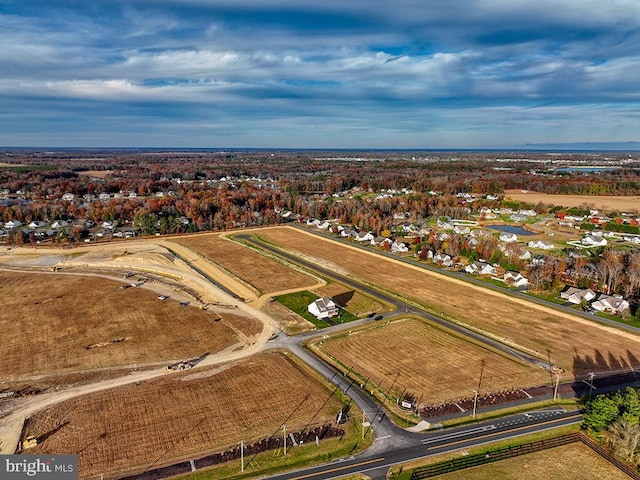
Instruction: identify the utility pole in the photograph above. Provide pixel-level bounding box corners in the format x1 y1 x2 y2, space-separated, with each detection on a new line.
240 441 244 472
553 373 560 401
283 425 287 455
472 360 485 419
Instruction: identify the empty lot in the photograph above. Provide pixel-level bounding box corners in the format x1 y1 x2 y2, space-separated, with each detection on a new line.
24 352 346 479
312 318 548 405
0 271 259 379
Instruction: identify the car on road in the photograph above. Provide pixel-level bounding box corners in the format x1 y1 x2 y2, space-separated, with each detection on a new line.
157 295 168 300
374 315 383 321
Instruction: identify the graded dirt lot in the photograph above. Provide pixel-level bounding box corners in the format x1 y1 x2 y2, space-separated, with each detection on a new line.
257 227 640 376
504 190 640 213
173 233 317 296
431 442 629 480
24 352 345 479
0 271 259 379
312 318 548 404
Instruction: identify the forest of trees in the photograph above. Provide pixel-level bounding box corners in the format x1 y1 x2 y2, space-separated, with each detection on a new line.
2 149 640 309
583 387 640 468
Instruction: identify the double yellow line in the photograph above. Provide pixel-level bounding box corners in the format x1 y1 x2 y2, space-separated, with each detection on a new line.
288 457 385 480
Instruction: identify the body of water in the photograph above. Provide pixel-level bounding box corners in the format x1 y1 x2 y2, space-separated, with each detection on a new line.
488 225 536 236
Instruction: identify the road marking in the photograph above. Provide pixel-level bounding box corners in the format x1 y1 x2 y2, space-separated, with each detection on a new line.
288 457 385 480
426 413 582 450
421 425 496 444
375 435 391 441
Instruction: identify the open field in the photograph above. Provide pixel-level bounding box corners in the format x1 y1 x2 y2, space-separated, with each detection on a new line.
257 227 640 376
76 170 113 178
0 271 260 379
430 442 629 480
23 352 347 479
505 189 640 213
313 318 548 405
173 233 317 296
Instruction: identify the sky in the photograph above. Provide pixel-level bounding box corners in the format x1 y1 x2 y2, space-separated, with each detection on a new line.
2 0 640 149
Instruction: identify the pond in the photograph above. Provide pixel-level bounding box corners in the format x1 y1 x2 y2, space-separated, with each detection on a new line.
487 225 536 236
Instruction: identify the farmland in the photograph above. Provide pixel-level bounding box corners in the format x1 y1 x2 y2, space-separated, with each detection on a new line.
0 271 257 379
257 227 640 376
312 318 548 405
172 233 318 296
504 189 640 212
430 442 629 480
23 352 348 479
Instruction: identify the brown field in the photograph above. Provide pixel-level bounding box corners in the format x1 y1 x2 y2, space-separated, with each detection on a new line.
312 283 386 316
504 189 640 213
76 170 113 178
431 442 629 480
0 271 260 379
313 318 548 404
173 233 317 295
257 227 640 375
24 352 345 479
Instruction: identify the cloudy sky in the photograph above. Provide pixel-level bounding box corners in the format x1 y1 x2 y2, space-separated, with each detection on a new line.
2 0 640 148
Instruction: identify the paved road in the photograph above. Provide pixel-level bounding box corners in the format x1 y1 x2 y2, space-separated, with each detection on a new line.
264 409 582 480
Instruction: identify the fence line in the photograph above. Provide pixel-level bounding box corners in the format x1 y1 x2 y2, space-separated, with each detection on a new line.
409 433 582 479
579 434 640 480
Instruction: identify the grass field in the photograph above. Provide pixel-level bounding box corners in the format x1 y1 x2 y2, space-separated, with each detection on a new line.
429 442 629 480
312 318 548 405
504 189 640 213
173 233 317 295
257 227 640 376
24 352 348 479
275 291 358 329
0 271 257 379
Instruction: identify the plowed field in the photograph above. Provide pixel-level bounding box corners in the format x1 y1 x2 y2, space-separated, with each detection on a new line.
0 272 256 379
173 233 316 295
24 352 344 479
314 318 548 404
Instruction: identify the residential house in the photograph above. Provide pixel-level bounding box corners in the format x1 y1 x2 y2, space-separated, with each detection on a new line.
355 231 374 243
510 214 528 222
391 240 409 253
433 253 453 267
453 225 471 235
560 287 596 305
51 220 68 229
581 235 608 247
4 220 21 229
62 193 75 201
504 271 529 288
308 297 339 319
28 221 46 229
591 294 630 315
465 261 497 275
499 232 518 243
519 250 532 260
528 240 555 250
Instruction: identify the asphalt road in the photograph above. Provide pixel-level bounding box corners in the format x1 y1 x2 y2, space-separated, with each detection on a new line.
263 409 583 480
